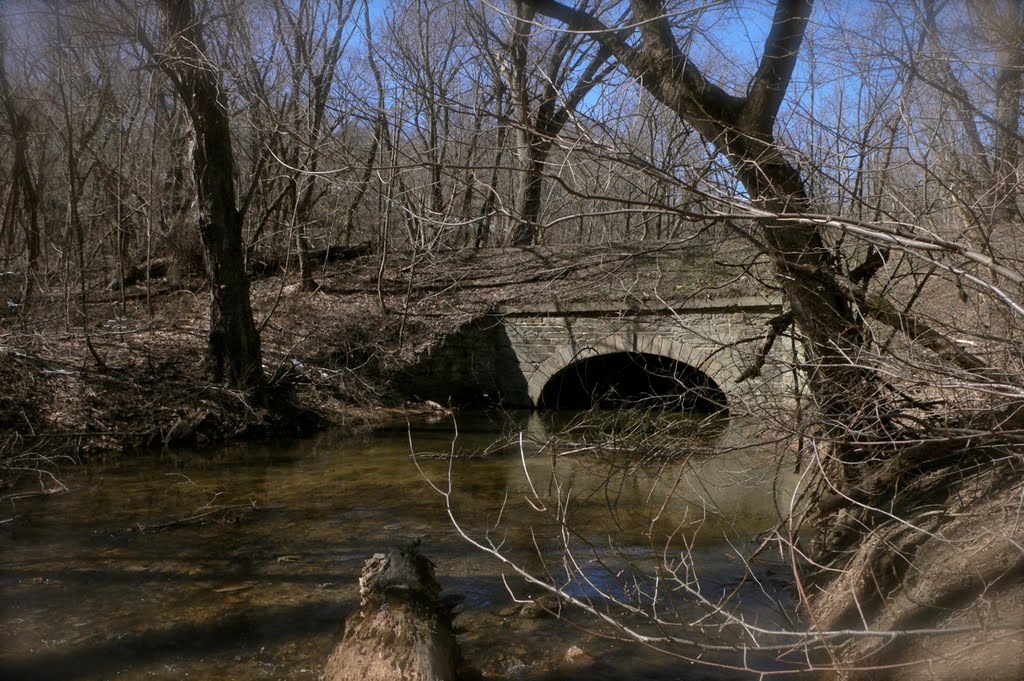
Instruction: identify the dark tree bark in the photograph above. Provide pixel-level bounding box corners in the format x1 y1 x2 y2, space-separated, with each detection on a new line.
477 107 509 248
152 0 264 391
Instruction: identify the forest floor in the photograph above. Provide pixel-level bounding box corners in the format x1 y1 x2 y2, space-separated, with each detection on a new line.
0 239 760 477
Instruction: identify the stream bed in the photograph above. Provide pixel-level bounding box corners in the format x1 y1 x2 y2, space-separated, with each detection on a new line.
1 412 805 680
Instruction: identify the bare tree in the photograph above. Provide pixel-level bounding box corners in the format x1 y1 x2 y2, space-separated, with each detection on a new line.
340 0 385 246
919 0 1024 236
0 18 40 317
127 0 265 391
506 0 616 245
525 0 876 416
269 0 355 289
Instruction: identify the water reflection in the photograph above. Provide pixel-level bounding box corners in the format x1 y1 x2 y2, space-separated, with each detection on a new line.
0 412 803 680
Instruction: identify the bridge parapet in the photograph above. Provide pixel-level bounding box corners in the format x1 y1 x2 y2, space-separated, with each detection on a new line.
496 295 784 317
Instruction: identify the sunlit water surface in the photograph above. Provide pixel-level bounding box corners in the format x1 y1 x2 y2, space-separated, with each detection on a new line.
1 412 805 680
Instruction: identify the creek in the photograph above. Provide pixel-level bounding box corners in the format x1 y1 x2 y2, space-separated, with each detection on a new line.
1 411 803 680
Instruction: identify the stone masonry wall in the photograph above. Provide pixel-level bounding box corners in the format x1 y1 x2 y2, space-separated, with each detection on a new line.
401 298 793 412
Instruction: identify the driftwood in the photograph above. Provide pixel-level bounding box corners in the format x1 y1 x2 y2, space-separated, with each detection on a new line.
324 543 466 681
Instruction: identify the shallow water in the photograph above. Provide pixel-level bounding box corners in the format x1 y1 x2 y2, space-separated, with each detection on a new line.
0 412 805 680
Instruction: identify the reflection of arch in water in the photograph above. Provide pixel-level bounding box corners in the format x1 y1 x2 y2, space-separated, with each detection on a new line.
530 334 728 413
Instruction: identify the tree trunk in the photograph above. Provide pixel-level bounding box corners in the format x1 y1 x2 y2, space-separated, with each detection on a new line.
10 116 39 316
293 178 319 291
508 2 540 247
509 142 546 247
0 33 40 317
477 99 509 249
508 3 613 246
990 0 1024 225
156 0 264 392
511 146 547 246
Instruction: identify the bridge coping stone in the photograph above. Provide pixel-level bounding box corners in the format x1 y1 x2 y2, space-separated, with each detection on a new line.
498 296 783 316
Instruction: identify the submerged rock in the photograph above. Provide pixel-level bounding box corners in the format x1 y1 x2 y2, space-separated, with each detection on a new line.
562 645 594 668
323 543 465 681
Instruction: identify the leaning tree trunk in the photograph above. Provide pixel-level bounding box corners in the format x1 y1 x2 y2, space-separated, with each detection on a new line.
614 0 876 420
156 0 264 392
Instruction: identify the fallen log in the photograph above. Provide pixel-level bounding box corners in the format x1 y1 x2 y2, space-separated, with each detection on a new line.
248 242 372 278
106 257 172 290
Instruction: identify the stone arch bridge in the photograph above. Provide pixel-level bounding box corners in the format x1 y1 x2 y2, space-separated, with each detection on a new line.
403 296 793 413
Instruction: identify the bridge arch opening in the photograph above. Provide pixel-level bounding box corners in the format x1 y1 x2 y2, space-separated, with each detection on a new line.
536 352 727 413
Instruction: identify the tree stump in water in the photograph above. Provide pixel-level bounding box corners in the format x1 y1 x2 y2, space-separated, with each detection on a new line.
324 543 464 681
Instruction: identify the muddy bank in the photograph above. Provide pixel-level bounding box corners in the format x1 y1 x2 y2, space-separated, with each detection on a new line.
807 440 1024 680
0 307 429 471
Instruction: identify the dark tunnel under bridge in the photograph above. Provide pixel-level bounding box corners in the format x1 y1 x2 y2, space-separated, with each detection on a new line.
536 351 727 413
